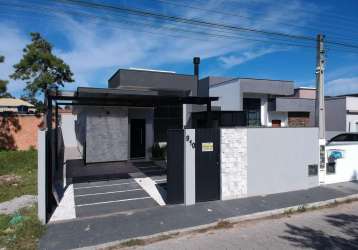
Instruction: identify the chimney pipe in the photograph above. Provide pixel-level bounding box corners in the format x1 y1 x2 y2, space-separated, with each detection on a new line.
193 57 200 79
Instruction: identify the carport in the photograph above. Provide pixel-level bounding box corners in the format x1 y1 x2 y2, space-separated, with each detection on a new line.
41 86 218 222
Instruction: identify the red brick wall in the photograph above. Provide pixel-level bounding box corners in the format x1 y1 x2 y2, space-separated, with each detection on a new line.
288 112 310 127
0 115 44 150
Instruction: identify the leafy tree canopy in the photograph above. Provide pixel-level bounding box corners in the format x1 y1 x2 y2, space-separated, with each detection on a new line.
0 55 12 98
10 32 74 98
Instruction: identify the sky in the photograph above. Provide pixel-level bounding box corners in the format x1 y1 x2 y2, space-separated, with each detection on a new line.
0 0 358 98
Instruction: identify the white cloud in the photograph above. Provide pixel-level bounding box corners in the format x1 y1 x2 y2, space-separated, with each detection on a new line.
326 77 358 96
0 23 28 96
0 0 317 96
218 47 281 68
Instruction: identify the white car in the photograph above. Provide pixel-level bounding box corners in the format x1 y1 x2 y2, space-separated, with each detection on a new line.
325 133 358 184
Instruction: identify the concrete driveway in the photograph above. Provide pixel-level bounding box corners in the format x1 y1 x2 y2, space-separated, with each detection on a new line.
51 160 167 221
74 178 159 218
73 162 167 218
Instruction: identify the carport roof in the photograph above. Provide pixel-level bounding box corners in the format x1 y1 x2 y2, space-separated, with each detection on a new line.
49 87 218 107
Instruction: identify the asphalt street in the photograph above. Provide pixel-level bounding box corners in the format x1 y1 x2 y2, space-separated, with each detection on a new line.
124 201 358 250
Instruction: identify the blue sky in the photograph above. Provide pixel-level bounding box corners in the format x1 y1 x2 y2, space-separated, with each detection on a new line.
0 0 358 97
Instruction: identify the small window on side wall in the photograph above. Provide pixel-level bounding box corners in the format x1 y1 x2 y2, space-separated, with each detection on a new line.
327 163 336 175
308 164 318 176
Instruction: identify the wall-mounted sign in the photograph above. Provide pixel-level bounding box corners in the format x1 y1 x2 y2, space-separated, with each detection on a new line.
202 142 213 152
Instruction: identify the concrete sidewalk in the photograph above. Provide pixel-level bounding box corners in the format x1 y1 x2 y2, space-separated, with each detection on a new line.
39 181 358 250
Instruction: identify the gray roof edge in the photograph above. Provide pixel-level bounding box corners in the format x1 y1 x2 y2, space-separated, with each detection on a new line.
209 77 294 88
108 68 194 83
209 77 240 88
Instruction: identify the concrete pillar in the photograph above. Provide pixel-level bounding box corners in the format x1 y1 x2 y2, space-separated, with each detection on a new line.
260 96 268 126
184 129 195 205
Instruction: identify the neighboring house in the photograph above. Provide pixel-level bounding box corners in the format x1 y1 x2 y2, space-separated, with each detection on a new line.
207 77 316 127
325 95 358 133
293 86 316 99
73 67 210 163
0 98 36 114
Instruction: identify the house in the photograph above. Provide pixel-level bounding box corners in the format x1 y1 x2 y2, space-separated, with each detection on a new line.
0 98 36 114
325 95 358 133
71 61 213 164
207 77 316 127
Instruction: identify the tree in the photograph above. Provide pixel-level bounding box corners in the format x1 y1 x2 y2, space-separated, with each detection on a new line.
10 32 74 98
0 55 12 98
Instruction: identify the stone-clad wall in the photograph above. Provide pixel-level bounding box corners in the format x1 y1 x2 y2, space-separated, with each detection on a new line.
86 107 128 163
220 128 248 200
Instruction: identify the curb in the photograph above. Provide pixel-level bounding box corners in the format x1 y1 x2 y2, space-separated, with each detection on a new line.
74 193 358 250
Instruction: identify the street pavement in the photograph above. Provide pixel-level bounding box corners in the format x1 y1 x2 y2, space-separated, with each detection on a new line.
39 182 358 250
125 201 358 250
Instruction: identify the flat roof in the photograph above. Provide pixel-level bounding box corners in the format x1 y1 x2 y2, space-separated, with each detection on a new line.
49 87 218 107
108 68 193 83
295 86 316 90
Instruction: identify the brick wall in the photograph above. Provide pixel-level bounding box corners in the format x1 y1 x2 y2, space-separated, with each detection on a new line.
288 112 310 127
0 115 44 150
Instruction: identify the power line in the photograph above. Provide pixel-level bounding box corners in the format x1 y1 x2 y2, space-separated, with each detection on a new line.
228 0 358 26
148 0 358 38
55 0 358 51
1 0 358 55
56 0 316 42
0 2 317 49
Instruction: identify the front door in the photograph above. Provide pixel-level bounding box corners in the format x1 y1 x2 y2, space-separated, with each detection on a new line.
130 119 146 158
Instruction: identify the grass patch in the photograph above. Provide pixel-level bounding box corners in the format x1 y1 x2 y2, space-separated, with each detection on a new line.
119 239 146 247
0 206 45 250
195 220 234 234
0 150 37 202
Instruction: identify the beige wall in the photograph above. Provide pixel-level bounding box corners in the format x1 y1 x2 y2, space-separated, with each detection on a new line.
294 88 316 99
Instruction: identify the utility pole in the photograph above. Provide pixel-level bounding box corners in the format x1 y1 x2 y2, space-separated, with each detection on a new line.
315 34 326 183
315 34 325 139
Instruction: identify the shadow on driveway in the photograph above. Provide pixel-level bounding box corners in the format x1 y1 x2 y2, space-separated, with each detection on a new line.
280 213 358 249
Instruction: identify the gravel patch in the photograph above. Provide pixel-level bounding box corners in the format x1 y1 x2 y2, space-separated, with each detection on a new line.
0 195 37 215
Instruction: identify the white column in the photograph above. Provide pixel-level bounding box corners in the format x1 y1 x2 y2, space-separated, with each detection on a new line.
184 129 195 205
260 96 268 126
37 129 47 224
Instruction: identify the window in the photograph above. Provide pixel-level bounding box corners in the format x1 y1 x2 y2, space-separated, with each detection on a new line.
247 111 261 126
308 164 318 176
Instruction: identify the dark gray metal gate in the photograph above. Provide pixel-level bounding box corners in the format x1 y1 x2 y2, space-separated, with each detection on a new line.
195 129 220 202
166 129 184 204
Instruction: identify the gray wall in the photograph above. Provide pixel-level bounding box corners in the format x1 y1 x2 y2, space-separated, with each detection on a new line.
275 98 315 112
210 80 241 111
326 131 345 140
209 78 294 112
325 98 346 131
276 97 316 126
60 113 78 147
109 69 197 95
240 78 294 96
85 107 128 163
246 128 319 196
